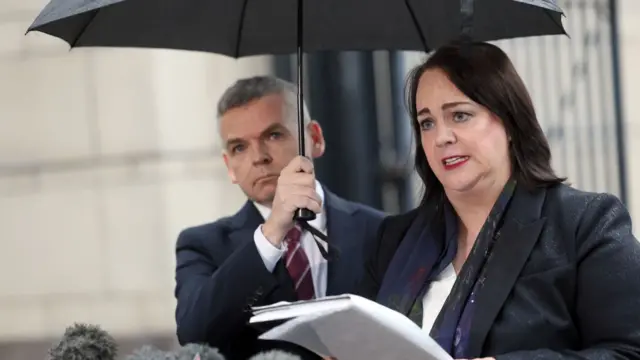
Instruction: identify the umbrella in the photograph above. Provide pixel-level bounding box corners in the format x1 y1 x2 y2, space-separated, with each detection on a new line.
26 0 567 221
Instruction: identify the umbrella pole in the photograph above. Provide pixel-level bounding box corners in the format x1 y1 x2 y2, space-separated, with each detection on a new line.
294 0 316 221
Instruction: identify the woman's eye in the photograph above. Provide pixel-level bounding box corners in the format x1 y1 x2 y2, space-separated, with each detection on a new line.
453 112 470 122
419 119 434 130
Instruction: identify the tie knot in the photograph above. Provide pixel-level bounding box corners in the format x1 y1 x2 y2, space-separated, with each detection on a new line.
286 226 302 244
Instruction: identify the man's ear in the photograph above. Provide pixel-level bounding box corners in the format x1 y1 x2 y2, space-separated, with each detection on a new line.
307 120 326 158
222 153 238 183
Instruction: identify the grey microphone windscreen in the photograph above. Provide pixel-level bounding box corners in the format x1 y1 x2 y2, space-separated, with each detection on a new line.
124 345 174 360
248 350 303 360
174 343 225 360
47 323 118 360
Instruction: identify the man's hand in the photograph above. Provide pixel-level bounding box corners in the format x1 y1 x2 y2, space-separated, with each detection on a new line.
262 156 322 246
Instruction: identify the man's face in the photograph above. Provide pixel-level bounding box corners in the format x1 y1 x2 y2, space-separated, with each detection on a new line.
220 94 325 205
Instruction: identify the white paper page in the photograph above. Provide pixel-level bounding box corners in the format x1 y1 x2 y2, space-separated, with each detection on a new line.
259 295 452 360
251 295 352 323
259 310 336 357
252 295 352 312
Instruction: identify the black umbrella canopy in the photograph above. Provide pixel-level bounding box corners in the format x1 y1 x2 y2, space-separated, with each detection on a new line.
28 0 565 57
27 0 566 221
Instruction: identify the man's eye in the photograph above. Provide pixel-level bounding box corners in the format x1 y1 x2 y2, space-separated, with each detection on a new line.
232 144 245 153
269 131 283 139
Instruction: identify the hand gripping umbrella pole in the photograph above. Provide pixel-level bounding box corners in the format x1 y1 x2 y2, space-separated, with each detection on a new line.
291 0 340 262
293 0 316 222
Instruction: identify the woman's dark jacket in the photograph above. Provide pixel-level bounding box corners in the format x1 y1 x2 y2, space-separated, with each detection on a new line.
359 184 640 360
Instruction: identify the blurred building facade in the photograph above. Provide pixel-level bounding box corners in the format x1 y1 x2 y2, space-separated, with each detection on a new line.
1 0 640 359
0 1 275 357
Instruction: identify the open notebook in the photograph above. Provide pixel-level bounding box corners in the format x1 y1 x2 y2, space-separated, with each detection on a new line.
250 294 452 360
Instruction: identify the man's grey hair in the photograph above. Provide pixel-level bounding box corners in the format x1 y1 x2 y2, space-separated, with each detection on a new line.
217 75 311 129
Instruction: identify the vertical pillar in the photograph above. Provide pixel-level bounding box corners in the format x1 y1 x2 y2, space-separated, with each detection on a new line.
304 51 384 209
609 0 628 205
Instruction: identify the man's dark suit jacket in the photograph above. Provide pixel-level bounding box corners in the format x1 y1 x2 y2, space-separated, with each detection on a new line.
359 183 640 360
175 187 385 360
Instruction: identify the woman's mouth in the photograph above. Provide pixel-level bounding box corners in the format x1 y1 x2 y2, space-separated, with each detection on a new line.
442 156 470 170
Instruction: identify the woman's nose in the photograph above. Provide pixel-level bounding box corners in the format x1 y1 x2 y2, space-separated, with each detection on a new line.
435 125 456 147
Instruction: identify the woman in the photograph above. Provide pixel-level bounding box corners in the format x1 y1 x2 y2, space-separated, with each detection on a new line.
359 42 640 360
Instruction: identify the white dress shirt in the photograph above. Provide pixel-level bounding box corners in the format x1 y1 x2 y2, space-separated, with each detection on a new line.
253 180 328 298
421 263 457 332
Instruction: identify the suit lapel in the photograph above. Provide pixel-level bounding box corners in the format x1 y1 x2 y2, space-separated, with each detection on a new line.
227 201 297 301
323 189 359 295
466 186 547 356
227 201 264 247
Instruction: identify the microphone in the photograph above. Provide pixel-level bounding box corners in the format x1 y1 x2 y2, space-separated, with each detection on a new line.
124 345 172 360
248 350 302 360
174 343 225 360
126 343 225 360
47 323 118 360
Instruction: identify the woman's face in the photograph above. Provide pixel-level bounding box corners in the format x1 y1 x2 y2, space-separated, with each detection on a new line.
415 68 511 195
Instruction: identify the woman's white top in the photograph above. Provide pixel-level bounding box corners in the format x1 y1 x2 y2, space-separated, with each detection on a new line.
421 263 457 332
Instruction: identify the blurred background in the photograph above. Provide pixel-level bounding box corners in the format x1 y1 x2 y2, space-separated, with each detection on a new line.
1 0 638 358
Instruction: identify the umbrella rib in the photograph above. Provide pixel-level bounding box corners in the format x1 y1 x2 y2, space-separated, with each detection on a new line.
234 0 250 57
403 0 429 52
70 9 100 48
544 10 568 38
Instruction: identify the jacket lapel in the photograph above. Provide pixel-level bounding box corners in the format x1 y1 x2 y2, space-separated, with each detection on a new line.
227 201 264 246
466 186 548 356
323 189 359 295
227 201 297 301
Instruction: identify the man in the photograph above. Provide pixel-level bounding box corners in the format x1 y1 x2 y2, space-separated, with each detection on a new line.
174 76 386 360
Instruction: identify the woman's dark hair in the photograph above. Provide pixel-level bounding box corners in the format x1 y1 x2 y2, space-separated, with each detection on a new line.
406 41 566 205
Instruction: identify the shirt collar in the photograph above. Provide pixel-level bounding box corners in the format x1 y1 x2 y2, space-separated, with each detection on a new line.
253 180 327 232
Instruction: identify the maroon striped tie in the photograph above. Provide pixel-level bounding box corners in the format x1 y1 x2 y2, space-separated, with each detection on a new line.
285 226 315 300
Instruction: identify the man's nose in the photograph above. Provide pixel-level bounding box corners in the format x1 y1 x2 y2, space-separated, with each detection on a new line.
250 143 272 165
